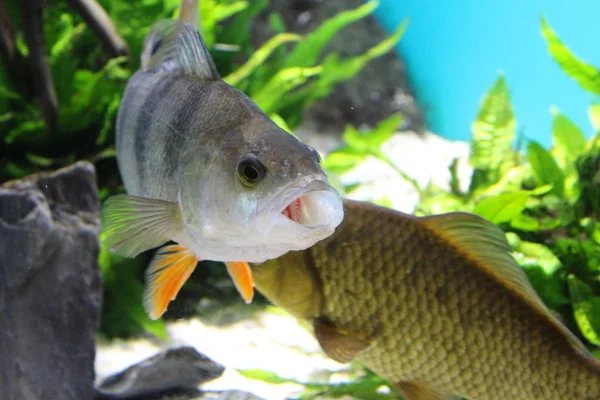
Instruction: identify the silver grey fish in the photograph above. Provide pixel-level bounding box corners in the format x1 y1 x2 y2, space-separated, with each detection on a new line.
101 9 343 319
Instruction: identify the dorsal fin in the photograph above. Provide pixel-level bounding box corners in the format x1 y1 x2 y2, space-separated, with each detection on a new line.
419 212 591 356
141 20 220 81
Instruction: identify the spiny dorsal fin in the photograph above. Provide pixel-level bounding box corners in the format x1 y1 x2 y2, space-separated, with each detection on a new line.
419 212 591 356
141 20 220 81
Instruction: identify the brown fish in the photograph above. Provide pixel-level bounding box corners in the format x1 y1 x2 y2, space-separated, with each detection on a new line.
252 199 600 399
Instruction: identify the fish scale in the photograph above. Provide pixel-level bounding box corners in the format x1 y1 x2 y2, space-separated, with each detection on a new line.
253 199 600 400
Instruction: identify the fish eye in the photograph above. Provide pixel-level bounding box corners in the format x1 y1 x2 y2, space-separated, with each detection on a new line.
237 153 266 186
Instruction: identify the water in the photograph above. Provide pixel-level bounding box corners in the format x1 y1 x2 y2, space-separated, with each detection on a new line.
372 0 600 147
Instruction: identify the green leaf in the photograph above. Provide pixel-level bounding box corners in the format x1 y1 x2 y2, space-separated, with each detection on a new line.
589 102 600 132
509 214 561 232
473 191 531 224
517 241 563 275
567 275 600 346
25 153 54 167
470 74 516 187
527 141 565 197
268 12 286 34
366 114 403 147
335 114 402 158
511 239 568 308
284 0 379 68
96 94 121 145
541 15 600 95
199 0 248 48
323 147 366 175
237 369 294 385
224 33 302 87
5 120 45 144
521 265 569 309
252 66 322 114
550 108 587 172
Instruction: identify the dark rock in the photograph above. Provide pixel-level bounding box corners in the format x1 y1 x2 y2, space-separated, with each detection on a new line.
249 0 423 134
0 161 102 400
96 347 226 399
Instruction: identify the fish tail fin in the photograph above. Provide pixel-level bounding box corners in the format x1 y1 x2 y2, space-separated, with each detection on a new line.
140 16 219 81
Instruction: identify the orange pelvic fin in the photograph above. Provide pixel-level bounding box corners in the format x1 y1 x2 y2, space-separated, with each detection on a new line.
144 244 199 320
224 261 254 304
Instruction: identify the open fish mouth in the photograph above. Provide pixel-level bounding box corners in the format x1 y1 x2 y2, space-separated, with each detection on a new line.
276 180 343 229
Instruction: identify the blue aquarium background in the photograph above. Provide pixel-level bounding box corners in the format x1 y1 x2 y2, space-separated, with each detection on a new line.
372 0 600 147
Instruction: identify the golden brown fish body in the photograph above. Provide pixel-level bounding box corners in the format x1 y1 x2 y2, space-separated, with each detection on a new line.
252 199 600 400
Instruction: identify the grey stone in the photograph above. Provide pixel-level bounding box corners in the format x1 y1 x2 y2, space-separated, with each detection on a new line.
0 161 102 400
249 0 423 134
96 347 226 399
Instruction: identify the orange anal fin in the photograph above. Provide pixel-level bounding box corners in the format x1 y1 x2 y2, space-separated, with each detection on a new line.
224 261 254 304
144 244 199 320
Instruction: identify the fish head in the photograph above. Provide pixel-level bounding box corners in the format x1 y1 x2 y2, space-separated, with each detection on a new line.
177 123 344 263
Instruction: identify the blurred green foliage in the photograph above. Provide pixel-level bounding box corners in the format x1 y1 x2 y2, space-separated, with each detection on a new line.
324 15 600 360
0 0 405 338
238 367 403 400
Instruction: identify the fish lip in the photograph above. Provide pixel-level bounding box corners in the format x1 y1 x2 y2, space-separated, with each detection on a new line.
260 178 343 232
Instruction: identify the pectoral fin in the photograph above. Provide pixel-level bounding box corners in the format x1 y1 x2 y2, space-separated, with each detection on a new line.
144 244 199 320
394 381 460 400
225 261 254 304
101 195 183 258
313 319 370 363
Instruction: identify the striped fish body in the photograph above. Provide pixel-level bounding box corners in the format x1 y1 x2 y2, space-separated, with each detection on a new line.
116 70 264 202
101 18 344 319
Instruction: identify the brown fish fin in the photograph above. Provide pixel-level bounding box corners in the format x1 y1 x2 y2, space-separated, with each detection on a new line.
101 195 183 258
225 261 255 304
142 20 220 81
420 212 591 355
394 380 460 400
313 319 370 363
144 244 199 320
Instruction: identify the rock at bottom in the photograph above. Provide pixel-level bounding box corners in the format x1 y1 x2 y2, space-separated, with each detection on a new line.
96 346 226 399
0 161 102 400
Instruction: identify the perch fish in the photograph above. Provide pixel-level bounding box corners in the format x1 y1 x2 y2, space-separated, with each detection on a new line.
252 199 600 400
101 16 343 319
